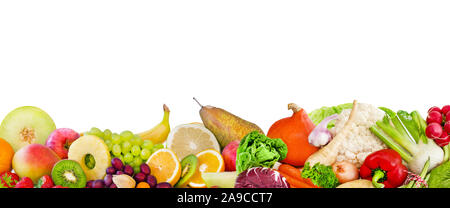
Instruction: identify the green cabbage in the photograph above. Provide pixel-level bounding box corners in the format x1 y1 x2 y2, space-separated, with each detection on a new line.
308 103 353 129
236 131 287 173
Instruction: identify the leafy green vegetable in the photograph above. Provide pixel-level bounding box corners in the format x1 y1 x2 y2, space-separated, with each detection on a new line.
428 160 450 188
236 131 288 173
396 110 429 144
301 162 339 188
308 103 353 129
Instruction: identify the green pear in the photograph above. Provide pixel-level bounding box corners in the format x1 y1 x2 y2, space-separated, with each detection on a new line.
194 98 264 148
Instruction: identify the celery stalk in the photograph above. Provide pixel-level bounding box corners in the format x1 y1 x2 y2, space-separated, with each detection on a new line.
412 111 428 144
380 107 416 144
376 120 418 155
370 126 413 162
444 145 449 162
423 174 431 188
406 158 430 188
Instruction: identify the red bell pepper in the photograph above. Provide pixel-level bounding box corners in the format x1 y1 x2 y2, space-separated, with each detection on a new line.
360 149 408 188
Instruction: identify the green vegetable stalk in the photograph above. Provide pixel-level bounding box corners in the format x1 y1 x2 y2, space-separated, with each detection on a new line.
402 158 430 188
301 162 339 188
236 131 288 173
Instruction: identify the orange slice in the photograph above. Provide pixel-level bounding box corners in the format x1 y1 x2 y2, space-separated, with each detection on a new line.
188 149 225 188
146 149 181 186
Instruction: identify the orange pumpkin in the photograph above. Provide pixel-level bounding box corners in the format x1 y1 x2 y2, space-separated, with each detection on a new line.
267 103 318 166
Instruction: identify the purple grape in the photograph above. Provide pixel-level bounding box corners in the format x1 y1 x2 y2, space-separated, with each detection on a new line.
106 167 116 175
116 171 124 175
140 163 151 175
104 174 113 187
86 180 94 188
111 158 124 171
134 172 146 183
109 183 117 188
123 165 134 176
92 180 105 188
156 182 172 188
146 175 157 188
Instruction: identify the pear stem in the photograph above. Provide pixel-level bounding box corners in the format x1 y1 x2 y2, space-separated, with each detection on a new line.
193 97 203 107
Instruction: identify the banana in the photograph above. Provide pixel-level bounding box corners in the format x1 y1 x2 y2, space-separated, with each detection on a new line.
138 104 170 144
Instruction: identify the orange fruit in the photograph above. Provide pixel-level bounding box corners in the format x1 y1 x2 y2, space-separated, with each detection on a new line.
188 149 225 188
166 124 220 161
0 138 14 173
146 149 181 186
136 182 150 188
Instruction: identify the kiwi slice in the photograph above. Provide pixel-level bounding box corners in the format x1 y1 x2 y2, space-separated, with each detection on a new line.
175 154 199 188
51 160 87 188
0 106 56 152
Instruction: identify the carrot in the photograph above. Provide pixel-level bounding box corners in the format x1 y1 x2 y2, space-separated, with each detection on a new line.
279 164 302 178
280 172 315 188
278 164 318 188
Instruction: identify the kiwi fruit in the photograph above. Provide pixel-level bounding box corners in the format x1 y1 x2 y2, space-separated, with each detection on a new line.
0 106 56 152
51 160 87 188
175 154 198 188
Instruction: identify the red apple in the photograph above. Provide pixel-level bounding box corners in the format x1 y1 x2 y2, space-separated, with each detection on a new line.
12 144 60 183
222 140 240 171
45 128 80 159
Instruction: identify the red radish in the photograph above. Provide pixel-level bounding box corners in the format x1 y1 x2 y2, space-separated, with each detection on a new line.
428 106 441 114
426 123 443 139
427 111 443 124
434 132 450 147
447 111 450 122
445 121 450 134
442 105 450 115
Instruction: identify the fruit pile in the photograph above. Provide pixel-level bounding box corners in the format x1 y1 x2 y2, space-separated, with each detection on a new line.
87 157 171 188
0 101 247 188
0 105 180 188
84 127 164 174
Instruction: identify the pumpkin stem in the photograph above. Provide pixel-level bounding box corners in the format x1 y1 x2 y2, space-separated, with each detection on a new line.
288 103 302 113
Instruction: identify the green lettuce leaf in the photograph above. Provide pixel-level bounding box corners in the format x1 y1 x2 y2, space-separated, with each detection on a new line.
308 103 353 129
428 160 450 188
236 131 287 173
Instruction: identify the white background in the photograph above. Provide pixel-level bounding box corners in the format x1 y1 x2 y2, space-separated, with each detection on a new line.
0 1 449 134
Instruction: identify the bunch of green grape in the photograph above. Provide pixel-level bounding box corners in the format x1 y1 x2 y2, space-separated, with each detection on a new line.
85 127 164 173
